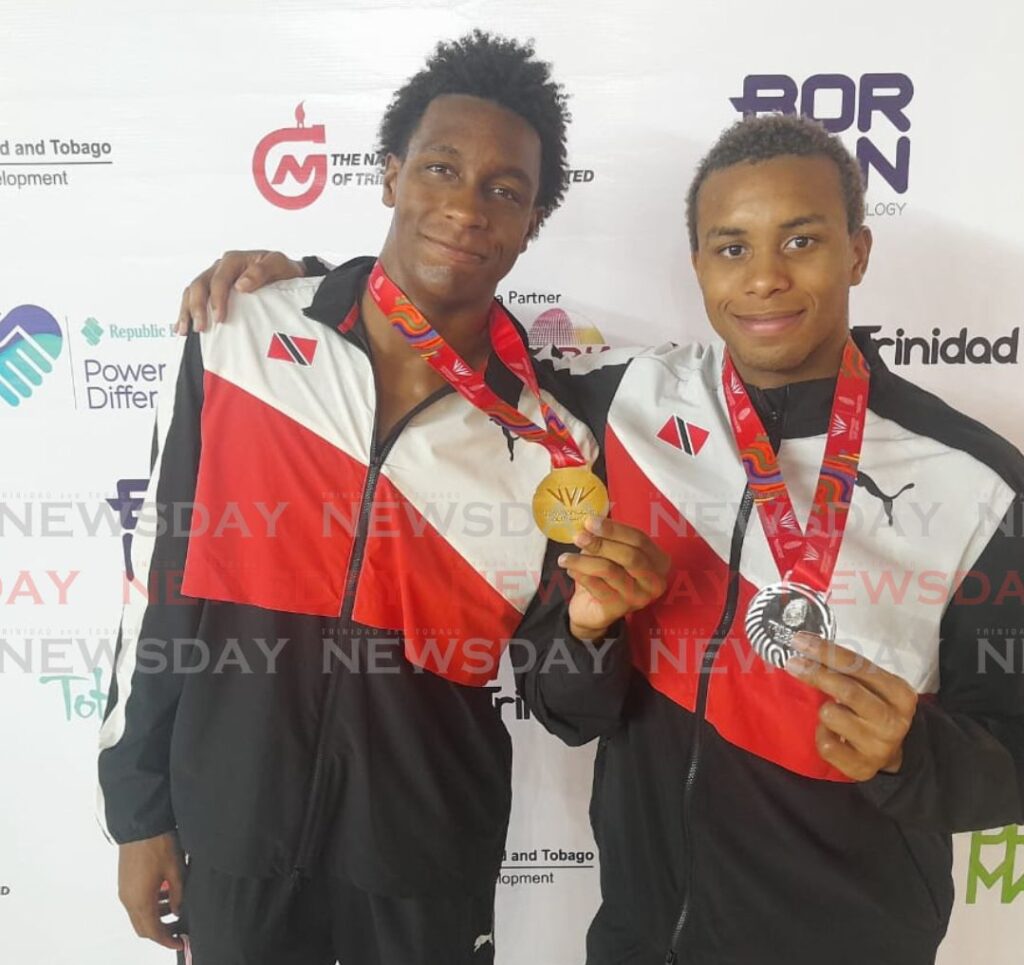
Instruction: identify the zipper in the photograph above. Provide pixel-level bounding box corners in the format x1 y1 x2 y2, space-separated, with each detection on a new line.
663 484 753 963
664 396 785 963
290 382 452 880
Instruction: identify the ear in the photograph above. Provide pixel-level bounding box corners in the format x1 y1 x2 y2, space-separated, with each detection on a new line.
520 208 543 251
382 153 402 208
850 225 873 286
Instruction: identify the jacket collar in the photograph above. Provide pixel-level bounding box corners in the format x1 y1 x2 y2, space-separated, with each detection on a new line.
740 328 892 440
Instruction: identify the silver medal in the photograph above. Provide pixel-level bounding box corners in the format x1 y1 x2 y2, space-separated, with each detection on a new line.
744 581 837 668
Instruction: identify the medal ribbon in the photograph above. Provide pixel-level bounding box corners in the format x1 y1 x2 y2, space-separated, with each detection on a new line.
722 338 870 591
367 261 586 468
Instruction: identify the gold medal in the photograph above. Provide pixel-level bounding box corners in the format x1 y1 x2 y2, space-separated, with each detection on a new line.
532 466 610 543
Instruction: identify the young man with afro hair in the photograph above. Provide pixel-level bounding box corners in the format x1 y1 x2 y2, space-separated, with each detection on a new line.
100 31 668 965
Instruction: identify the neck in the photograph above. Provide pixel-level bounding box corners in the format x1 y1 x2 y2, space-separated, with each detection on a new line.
364 257 495 372
733 330 849 390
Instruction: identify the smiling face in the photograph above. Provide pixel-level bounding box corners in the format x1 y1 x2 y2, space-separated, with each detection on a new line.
691 154 872 388
378 93 543 314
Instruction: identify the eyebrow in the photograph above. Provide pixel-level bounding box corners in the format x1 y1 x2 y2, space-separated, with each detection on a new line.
779 214 827 230
704 213 828 244
421 143 534 186
423 143 461 158
704 225 746 243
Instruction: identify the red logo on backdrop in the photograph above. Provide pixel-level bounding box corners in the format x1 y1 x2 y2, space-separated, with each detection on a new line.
252 102 328 210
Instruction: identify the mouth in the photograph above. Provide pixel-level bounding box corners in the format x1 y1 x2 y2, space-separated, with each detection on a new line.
730 309 806 336
423 236 487 265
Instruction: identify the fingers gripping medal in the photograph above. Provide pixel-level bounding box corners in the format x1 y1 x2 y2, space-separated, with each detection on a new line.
532 465 610 544
723 339 870 667
368 262 606 541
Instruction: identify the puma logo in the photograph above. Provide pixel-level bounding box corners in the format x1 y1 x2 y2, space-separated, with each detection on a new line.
855 471 915 526
474 932 494 952
501 426 518 461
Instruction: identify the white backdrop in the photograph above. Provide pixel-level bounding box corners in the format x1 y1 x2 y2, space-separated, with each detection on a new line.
2 1 1023 961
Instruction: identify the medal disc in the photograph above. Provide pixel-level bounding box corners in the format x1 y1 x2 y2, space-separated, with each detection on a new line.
532 466 609 543
744 581 837 668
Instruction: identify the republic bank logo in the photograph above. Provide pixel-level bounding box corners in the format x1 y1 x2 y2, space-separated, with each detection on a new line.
252 101 328 210
0 304 63 408
730 73 913 193
528 307 607 358
856 325 1019 366
80 315 173 345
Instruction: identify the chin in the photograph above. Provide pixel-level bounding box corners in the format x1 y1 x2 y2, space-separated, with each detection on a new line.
415 262 453 286
420 262 492 297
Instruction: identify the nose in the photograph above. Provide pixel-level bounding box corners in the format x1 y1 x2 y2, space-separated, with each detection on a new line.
745 249 791 299
444 179 488 230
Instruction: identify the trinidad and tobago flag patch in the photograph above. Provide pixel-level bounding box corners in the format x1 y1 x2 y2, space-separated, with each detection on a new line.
267 332 318 366
657 415 709 455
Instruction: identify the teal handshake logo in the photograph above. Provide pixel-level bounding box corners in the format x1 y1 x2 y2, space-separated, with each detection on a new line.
0 305 63 408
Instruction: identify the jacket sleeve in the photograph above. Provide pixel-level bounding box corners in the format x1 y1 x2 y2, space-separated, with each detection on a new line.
97 334 206 843
860 491 1024 832
512 538 634 746
301 255 333 277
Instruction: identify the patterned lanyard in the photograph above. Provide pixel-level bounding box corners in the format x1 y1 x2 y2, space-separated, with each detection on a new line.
367 261 586 468
722 338 870 590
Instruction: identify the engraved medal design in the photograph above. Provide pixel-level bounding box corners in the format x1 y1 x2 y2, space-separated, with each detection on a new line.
532 465 610 544
744 580 837 668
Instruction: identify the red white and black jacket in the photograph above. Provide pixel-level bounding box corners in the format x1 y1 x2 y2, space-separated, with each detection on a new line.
97 257 629 895
537 329 1024 964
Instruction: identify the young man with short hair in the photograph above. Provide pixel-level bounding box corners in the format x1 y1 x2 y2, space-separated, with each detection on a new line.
559 115 1024 965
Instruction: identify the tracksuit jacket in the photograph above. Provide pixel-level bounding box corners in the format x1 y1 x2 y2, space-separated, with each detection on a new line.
97 257 630 897
99 251 1024 962
531 329 1024 964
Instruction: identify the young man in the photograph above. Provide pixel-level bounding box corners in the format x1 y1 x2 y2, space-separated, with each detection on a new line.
195 116 1024 965
553 116 1024 965
98 33 666 965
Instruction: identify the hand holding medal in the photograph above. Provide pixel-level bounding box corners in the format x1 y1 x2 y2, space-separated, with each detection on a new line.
559 516 671 642
785 632 918 781
368 261 608 542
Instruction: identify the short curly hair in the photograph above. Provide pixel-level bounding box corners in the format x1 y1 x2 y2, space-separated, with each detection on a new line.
377 30 571 229
686 114 865 252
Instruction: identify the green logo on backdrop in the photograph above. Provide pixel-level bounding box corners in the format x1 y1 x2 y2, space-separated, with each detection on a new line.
966 826 1024 904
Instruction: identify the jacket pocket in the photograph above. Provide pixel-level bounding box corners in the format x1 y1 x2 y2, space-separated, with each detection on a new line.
894 824 951 925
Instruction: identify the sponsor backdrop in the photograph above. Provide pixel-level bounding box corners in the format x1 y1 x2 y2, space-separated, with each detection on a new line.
1 0 1022 961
